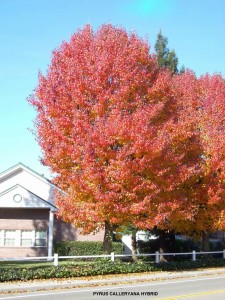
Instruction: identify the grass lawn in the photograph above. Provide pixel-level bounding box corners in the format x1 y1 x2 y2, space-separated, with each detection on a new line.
0 259 95 269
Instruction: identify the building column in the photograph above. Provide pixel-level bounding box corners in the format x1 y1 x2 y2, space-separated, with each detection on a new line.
48 210 54 258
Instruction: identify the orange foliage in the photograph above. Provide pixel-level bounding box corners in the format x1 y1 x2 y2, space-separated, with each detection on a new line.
29 24 225 236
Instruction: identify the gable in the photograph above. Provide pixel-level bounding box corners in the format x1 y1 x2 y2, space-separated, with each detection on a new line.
0 163 56 205
0 184 57 210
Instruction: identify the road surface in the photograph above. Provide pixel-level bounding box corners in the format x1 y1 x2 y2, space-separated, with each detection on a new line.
0 274 225 299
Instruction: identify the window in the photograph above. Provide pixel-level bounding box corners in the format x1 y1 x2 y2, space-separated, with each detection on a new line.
0 230 47 247
4 230 16 246
0 230 4 246
35 231 47 247
21 230 33 247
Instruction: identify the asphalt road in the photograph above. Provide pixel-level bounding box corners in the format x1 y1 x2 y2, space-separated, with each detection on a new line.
0 274 225 300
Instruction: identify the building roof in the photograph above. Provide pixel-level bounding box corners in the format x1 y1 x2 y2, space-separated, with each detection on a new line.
0 162 55 188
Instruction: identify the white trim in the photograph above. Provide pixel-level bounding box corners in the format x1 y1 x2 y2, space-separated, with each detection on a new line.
0 163 51 185
48 211 54 258
0 163 65 195
0 229 3 246
15 230 20 246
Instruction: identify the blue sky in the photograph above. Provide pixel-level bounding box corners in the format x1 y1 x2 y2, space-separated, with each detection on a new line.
0 0 224 178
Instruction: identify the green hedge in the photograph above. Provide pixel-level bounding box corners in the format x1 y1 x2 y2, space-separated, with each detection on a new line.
137 238 224 256
137 239 159 254
1 258 225 282
54 241 124 256
137 238 201 255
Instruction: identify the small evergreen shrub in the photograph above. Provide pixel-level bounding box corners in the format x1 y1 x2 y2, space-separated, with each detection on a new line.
174 239 200 253
1 258 225 282
137 238 203 261
209 240 224 251
137 239 159 254
137 238 201 255
54 241 123 256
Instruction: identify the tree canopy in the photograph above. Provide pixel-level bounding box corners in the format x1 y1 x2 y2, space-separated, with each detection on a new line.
29 24 225 252
154 30 179 74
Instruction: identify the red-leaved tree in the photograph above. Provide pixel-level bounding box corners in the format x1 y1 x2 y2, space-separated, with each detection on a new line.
29 24 165 252
148 72 225 251
195 74 225 249
143 72 225 251
29 24 225 253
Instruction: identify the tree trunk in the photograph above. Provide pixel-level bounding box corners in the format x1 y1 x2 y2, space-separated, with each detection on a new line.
159 233 167 262
159 231 175 262
131 230 138 261
201 230 209 252
103 220 113 254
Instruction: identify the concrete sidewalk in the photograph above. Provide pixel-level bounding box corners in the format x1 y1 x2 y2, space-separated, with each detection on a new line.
1 268 225 294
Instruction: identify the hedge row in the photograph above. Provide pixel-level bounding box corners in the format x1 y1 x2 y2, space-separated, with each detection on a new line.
54 241 124 256
1 258 225 282
137 239 225 254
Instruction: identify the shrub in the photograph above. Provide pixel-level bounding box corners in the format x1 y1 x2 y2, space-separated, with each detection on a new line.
174 239 200 252
54 241 124 256
137 239 159 254
137 237 203 261
209 240 224 251
1 258 225 282
137 238 201 254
